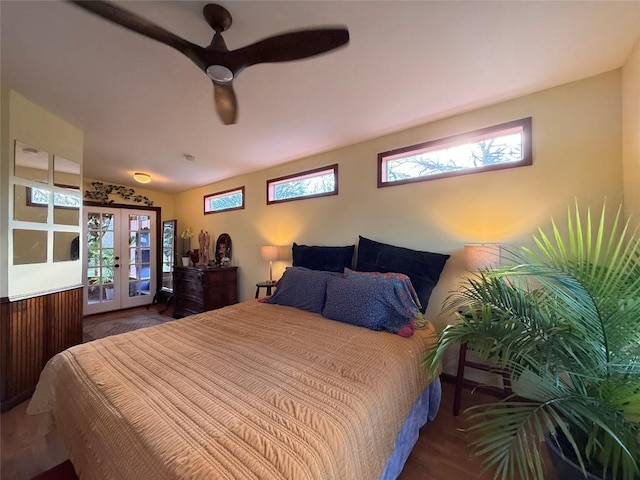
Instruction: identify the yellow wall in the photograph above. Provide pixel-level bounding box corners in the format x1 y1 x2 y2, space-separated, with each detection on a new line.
622 36 640 227
1 87 84 299
83 178 176 221
175 70 624 343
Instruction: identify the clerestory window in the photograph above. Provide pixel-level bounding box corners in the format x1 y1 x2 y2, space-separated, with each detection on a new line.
378 117 532 187
203 186 245 214
267 164 338 205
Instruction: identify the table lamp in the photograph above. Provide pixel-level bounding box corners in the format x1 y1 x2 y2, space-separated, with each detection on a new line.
260 245 279 284
464 244 501 271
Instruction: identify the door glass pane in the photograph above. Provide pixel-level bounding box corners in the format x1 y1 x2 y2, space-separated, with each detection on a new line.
87 212 116 305
128 263 138 279
127 214 151 298
102 230 114 248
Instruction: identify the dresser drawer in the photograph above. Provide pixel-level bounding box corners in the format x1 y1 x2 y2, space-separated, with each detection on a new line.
173 266 238 318
202 268 237 286
174 280 203 297
174 268 203 283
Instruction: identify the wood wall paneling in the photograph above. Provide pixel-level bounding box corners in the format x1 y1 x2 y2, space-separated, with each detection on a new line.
1 288 82 412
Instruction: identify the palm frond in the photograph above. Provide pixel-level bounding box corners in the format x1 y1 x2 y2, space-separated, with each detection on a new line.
424 201 640 480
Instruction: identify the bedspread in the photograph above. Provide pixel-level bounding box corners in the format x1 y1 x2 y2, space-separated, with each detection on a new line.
28 300 437 480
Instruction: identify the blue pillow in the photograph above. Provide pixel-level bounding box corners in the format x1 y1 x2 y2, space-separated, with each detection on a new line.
292 243 355 273
355 236 450 313
321 275 419 336
266 267 338 313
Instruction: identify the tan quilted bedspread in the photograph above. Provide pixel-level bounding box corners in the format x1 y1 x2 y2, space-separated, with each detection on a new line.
28 300 436 480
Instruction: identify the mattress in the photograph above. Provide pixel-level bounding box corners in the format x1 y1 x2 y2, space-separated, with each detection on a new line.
28 300 439 479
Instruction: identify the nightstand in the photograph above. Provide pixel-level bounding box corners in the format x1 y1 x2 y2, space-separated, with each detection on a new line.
453 310 512 416
255 281 276 298
454 342 512 416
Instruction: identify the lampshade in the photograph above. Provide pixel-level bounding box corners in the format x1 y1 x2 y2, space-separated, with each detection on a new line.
464 244 501 271
133 172 151 184
260 245 279 262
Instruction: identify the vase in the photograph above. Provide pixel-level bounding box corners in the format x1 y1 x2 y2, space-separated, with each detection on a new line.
181 257 190 267
190 249 199 266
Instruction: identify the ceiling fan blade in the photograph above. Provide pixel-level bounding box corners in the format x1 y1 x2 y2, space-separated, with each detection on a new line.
227 28 349 73
213 82 237 125
69 1 197 54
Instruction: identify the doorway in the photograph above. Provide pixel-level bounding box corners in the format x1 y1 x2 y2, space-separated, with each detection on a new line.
84 206 157 315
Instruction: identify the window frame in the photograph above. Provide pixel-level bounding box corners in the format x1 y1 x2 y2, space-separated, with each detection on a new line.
203 186 245 215
266 164 339 205
377 117 532 188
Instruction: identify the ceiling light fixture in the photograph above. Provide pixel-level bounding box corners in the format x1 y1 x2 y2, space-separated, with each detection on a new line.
133 172 151 184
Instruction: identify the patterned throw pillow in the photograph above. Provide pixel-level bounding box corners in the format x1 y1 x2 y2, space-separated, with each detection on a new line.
321 274 421 337
266 267 338 313
343 268 428 330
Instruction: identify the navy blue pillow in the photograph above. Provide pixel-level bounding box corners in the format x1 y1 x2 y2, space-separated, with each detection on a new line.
292 243 355 273
355 236 450 313
266 267 338 313
321 275 416 335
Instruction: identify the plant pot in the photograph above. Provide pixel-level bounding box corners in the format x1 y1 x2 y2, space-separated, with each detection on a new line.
182 257 190 267
545 431 602 480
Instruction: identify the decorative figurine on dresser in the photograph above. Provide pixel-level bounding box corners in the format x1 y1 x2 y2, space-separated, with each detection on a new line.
173 233 237 318
198 230 211 266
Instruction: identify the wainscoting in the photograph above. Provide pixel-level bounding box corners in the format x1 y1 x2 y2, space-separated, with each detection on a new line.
1 287 83 412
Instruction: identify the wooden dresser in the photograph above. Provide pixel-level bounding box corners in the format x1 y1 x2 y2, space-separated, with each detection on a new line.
173 266 238 318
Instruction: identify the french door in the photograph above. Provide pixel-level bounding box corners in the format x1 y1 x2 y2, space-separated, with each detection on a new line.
84 207 157 315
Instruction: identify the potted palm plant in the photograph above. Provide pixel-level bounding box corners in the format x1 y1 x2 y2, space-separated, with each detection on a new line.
424 202 640 480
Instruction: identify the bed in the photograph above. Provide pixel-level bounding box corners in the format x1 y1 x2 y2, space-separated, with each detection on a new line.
28 299 440 479
29 238 450 479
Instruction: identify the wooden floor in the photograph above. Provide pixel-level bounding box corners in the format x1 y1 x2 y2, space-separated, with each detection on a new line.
1 305 553 480
400 380 497 480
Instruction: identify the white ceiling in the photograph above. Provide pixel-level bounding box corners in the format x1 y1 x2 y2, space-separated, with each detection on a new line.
2 1 639 194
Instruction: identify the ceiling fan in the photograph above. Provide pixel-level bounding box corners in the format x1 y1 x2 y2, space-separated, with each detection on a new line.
69 1 350 125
